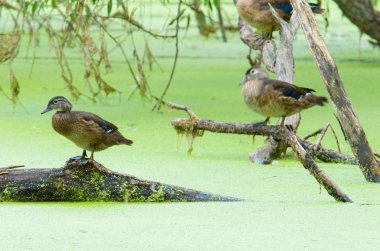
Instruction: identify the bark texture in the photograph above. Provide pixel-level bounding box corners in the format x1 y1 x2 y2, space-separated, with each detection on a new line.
290 0 380 182
0 159 240 202
171 116 352 202
333 0 380 45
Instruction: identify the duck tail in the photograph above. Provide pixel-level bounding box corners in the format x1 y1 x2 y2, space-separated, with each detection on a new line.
308 3 324 14
313 96 328 106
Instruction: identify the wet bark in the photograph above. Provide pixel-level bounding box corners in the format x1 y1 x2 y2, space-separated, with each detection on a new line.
290 0 380 182
171 116 352 202
333 0 380 45
0 159 240 202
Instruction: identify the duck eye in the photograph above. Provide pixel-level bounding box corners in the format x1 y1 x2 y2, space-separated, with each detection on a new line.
53 100 58 104
250 69 255 74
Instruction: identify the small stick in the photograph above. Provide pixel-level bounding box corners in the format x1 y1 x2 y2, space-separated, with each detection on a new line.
168 102 198 120
0 165 24 171
304 128 323 140
329 125 342 153
315 123 330 146
306 123 342 153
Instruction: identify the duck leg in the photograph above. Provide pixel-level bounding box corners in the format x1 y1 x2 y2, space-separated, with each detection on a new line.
90 148 95 160
269 27 274 40
254 117 270 126
263 117 270 125
280 116 286 127
81 150 87 159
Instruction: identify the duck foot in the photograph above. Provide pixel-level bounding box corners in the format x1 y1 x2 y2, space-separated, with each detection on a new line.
69 150 89 161
69 156 89 161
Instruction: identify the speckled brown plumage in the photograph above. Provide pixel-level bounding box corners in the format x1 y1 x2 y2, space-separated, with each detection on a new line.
236 0 323 36
241 66 327 125
42 96 133 160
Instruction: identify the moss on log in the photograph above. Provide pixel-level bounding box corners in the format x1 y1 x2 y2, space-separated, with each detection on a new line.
0 159 240 202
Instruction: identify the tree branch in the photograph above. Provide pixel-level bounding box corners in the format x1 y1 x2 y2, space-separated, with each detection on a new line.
290 0 380 182
170 109 352 202
333 0 380 46
152 0 183 111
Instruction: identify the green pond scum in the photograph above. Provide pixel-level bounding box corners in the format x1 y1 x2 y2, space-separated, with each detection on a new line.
1 1 380 251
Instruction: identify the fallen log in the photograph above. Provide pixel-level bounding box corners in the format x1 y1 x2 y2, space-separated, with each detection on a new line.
0 159 240 202
170 103 352 203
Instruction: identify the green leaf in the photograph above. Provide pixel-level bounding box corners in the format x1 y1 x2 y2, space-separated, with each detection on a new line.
85 4 91 16
107 0 113 16
168 8 186 26
24 1 30 11
213 0 220 8
32 2 38 16
52 0 57 8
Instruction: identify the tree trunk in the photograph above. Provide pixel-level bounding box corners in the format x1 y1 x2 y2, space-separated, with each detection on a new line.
290 0 380 182
0 159 240 202
333 0 380 45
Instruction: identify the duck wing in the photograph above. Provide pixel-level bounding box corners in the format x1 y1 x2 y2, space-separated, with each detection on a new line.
265 79 315 100
75 111 118 133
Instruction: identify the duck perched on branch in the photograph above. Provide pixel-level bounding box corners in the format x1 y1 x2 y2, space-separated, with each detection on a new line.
240 65 327 126
236 0 323 37
41 96 133 160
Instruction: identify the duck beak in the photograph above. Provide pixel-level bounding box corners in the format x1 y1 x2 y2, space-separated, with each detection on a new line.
41 107 52 114
239 76 247 85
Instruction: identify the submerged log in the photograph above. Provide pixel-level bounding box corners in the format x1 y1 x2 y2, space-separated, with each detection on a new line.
170 105 353 203
0 159 240 202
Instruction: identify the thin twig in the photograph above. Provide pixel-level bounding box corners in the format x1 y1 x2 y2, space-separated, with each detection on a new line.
329 124 342 153
0 165 24 171
95 18 141 96
168 102 198 120
110 8 175 39
305 123 342 153
315 123 330 146
304 128 323 140
152 0 182 111
216 2 227 42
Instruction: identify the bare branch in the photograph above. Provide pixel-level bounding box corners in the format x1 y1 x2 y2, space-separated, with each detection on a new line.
290 0 380 182
168 102 198 120
152 0 183 111
170 105 352 202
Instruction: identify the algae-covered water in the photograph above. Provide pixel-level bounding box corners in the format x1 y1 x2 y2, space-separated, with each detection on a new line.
1 2 380 250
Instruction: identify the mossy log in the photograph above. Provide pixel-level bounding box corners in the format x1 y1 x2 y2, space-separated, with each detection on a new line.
0 159 240 202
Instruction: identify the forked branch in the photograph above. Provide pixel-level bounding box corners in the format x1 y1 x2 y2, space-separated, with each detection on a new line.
170 103 352 203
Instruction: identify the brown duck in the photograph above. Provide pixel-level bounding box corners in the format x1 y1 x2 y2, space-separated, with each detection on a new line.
41 96 133 160
241 66 327 126
236 0 323 37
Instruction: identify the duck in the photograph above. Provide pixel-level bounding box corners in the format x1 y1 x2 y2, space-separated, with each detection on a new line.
240 65 327 126
41 96 133 160
236 0 324 37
